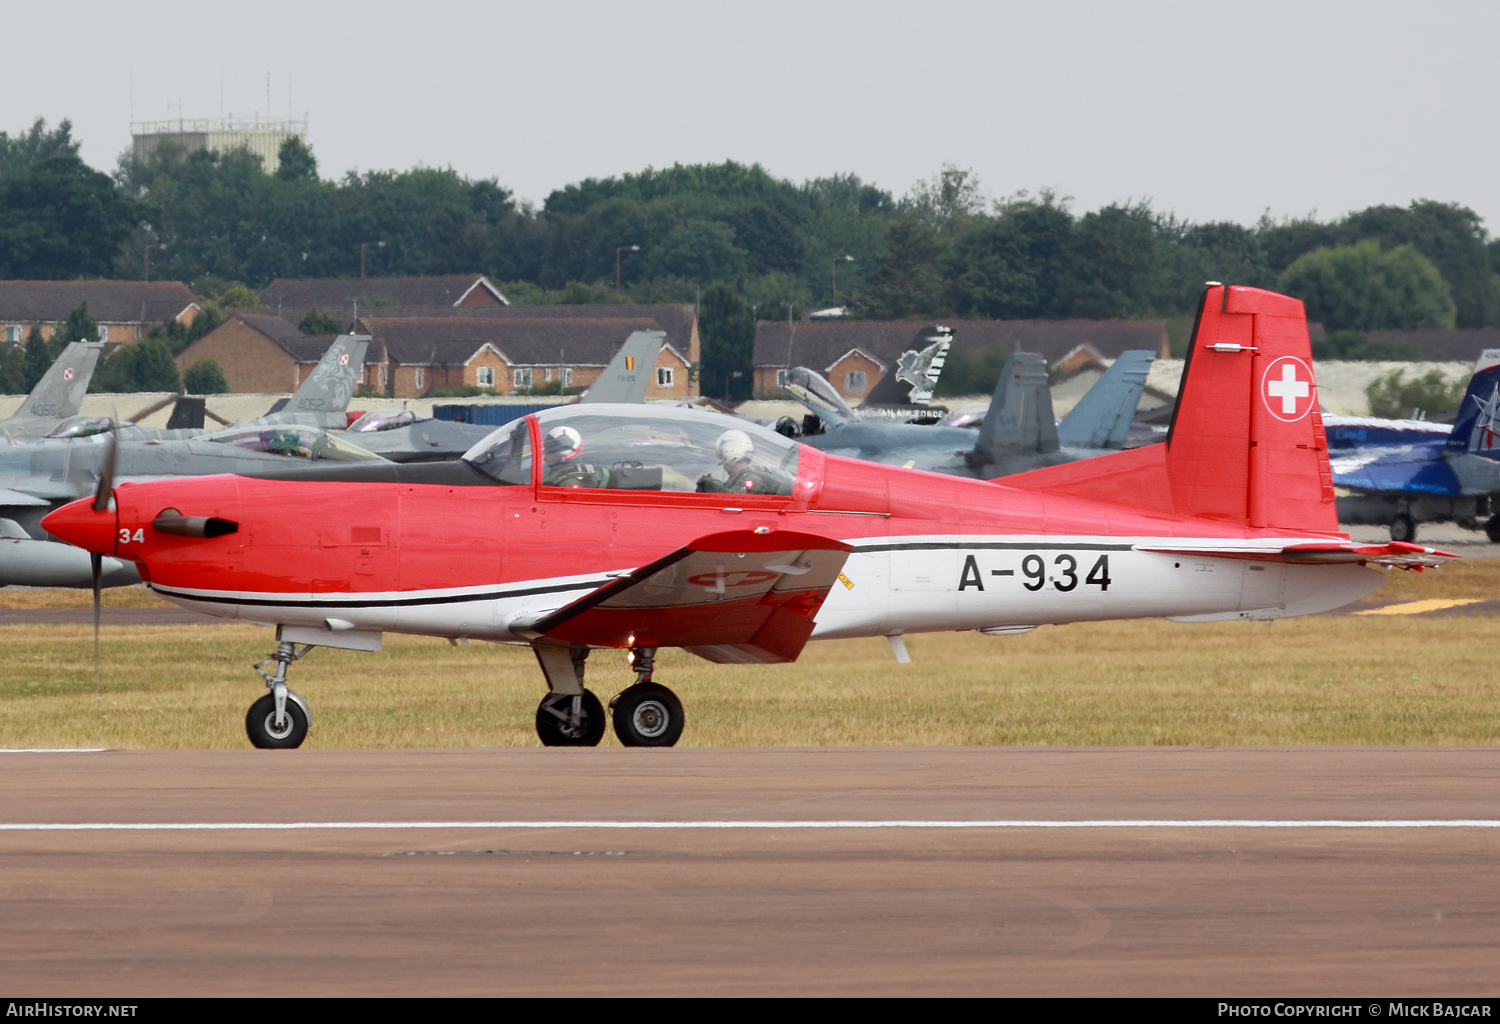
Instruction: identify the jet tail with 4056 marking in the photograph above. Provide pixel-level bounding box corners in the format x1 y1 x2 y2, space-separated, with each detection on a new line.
43 285 1454 750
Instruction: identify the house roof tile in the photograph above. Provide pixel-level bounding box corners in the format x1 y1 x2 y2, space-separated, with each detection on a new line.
0 280 200 324
258 274 507 312
356 316 668 367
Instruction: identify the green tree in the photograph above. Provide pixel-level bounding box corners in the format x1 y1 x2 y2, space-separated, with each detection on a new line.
0 118 138 279
298 306 342 335
865 215 946 318
275 137 318 183
1279 241 1456 330
1310 329 1422 361
1340 201 1499 328
641 221 748 283
90 337 180 393
1366 368 1466 418
947 191 1075 318
698 283 755 402
182 359 229 394
1057 202 1165 318
53 300 100 346
23 325 52 391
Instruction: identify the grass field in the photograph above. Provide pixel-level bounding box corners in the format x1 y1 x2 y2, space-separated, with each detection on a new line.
0 561 1496 749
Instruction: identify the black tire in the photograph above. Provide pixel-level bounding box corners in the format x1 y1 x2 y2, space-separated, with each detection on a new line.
246 693 309 749
611 683 684 748
1486 517 1500 544
1390 514 1417 543
535 689 606 747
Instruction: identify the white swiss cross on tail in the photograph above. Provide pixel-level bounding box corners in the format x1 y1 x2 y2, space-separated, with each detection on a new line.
340 353 349 366
62 368 73 381
1261 356 1313 422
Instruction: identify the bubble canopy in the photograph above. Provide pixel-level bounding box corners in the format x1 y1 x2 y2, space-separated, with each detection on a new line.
463 404 800 493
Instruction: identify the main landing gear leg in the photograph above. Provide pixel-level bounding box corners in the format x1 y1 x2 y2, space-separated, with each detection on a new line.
611 646 684 748
533 643 605 747
246 637 313 749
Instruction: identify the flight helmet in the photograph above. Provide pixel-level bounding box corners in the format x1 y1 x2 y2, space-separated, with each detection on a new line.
543 425 583 462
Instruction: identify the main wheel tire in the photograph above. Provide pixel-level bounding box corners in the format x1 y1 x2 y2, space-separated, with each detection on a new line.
535 689 606 747
1390 513 1417 543
1486 517 1500 544
246 693 309 749
611 682 684 748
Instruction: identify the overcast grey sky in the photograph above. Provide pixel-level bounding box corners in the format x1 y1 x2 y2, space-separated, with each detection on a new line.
8 1 1498 228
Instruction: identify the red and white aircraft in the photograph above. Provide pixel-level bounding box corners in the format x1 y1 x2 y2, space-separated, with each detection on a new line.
43 286 1454 749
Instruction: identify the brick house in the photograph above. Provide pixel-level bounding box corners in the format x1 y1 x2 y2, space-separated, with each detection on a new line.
355 316 694 399
0 280 201 346
258 274 509 325
173 311 369 392
753 318 1170 399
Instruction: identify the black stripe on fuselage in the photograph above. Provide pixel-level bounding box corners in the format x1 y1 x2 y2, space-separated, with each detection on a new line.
150 578 606 611
854 541 1135 553
233 460 507 486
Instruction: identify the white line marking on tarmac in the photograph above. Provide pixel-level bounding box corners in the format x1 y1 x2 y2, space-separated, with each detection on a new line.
0 749 109 754
0 820 1498 831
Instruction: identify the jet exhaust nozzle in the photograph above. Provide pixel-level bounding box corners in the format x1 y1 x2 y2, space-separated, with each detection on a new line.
152 512 239 538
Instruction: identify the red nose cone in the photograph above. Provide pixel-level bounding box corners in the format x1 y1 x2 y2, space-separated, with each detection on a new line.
42 498 116 555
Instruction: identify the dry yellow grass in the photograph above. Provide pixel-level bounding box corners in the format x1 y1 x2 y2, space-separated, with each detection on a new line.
0 560 1495 749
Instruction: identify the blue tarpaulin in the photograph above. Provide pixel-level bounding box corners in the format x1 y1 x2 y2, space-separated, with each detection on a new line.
432 403 557 426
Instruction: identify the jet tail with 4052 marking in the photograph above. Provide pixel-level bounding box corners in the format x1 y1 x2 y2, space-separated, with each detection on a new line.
43 286 1454 750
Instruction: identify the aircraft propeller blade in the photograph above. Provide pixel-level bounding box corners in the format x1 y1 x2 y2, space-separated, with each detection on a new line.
90 550 101 694
91 423 117 512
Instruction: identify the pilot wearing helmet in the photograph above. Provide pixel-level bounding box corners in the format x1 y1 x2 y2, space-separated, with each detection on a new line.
542 425 612 488
696 429 792 495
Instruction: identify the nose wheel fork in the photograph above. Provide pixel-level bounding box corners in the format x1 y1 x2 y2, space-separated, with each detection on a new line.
247 639 314 749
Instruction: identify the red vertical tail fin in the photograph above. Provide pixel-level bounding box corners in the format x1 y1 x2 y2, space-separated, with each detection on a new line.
1005 285 1338 534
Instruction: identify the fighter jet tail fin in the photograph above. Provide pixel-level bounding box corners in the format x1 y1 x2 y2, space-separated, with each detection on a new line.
1003 285 1338 534
276 334 370 419
579 331 665 404
1055 350 1155 450
16 341 104 422
974 352 1056 460
860 328 951 407
1444 350 1500 455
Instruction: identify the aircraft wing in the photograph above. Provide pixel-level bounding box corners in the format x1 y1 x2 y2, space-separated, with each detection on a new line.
1137 540 1458 570
1329 442 1458 495
522 529 852 663
579 331 665 404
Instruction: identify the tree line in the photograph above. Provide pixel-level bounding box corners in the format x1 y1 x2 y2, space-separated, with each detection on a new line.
3 117 1499 377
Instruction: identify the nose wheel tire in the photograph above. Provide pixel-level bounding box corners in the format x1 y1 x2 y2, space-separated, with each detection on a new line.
246 692 309 749
611 682 684 747
1486 517 1500 544
1390 513 1417 543
536 689 606 747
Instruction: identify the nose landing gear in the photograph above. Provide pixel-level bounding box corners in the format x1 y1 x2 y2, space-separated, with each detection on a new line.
247 640 314 749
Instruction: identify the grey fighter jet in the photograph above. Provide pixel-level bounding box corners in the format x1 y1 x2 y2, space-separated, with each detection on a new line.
0 423 386 588
788 349 1157 478
350 330 666 462
0 341 106 442
41 334 372 444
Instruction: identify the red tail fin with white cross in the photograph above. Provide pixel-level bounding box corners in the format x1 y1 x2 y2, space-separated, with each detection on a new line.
1004 285 1338 533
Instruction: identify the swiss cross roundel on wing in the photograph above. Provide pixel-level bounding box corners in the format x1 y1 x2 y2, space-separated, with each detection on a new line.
1260 356 1314 423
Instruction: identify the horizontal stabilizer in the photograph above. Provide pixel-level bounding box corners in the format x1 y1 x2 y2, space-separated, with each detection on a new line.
527 529 852 662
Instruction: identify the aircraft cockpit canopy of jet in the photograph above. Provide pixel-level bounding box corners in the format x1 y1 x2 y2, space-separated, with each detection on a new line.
203 426 384 462
46 415 117 439
465 405 800 494
348 409 433 433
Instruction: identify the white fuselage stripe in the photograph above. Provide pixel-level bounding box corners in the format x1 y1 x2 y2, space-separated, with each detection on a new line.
1 819 1497 831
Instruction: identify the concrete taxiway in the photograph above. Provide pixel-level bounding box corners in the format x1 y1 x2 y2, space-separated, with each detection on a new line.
1 746 1497 996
